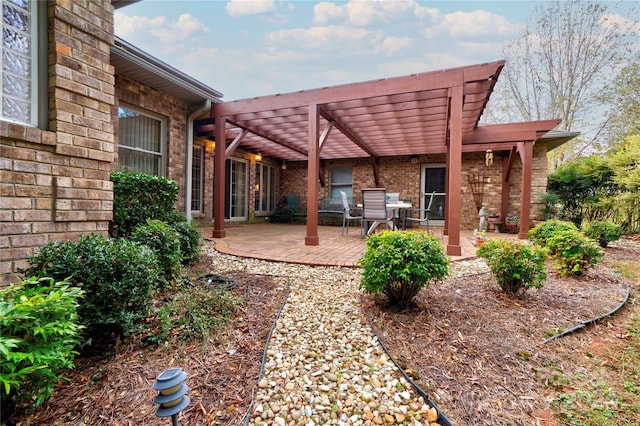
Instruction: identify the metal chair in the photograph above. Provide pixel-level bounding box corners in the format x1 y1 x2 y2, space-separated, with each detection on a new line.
402 191 435 231
340 191 362 236
361 188 394 237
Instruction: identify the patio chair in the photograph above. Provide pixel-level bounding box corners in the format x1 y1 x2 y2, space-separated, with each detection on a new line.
361 188 394 237
402 191 435 231
340 191 362 236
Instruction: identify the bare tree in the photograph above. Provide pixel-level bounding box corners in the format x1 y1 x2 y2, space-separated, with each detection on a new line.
488 0 638 169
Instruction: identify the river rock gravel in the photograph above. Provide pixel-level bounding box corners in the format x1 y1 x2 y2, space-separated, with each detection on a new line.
200 243 487 425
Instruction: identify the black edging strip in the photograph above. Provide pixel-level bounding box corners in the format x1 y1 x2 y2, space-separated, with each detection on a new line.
243 275 292 426
374 333 454 426
542 286 631 344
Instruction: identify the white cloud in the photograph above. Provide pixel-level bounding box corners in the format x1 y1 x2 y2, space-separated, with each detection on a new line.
226 0 275 17
115 12 209 44
377 36 413 55
599 13 640 35
266 25 382 52
114 12 167 38
422 10 523 39
314 0 416 26
459 41 506 58
413 3 440 22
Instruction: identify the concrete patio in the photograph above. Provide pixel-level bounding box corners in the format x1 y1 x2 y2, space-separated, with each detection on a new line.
201 224 519 267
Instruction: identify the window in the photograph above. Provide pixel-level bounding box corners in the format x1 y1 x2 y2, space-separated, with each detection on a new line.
1 0 44 126
191 145 204 212
118 105 166 175
254 163 276 212
330 166 353 198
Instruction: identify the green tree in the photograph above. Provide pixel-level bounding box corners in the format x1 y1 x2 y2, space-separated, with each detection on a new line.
490 0 638 168
597 58 640 145
607 135 640 231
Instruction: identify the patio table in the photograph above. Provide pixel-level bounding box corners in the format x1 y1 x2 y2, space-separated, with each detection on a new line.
357 202 412 235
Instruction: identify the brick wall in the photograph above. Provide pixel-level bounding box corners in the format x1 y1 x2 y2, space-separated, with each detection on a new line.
264 148 548 230
1 1 115 285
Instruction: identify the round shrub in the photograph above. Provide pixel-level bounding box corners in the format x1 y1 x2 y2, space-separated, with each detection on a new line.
19 234 162 341
110 171 179 238
165 211 202 265
131 219 182 286
583 220 623 248
476 239 547 295
545 230 604 276
528 219 578 246
359 231 450 307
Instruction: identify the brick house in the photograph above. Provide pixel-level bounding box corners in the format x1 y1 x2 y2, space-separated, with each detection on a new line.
1 0 575 284
1 0 222 285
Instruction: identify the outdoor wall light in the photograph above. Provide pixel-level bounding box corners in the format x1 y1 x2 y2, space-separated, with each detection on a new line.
205 139 215 153
281 160 286 170
410 156 418 164
152 367 190 426
485 149 493 167
254 153 262 161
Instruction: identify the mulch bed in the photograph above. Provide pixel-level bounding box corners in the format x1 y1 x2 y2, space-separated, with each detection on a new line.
10 237 640 426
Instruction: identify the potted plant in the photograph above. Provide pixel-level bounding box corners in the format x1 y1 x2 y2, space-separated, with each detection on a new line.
504 215 519 234
474 229 487 246
487 211 501 232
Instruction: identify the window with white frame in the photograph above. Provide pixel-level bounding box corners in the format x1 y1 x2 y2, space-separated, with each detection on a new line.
254 163 276 213
330 165 353 198
1 0 44 126
225 158 248 220
191 145 204 212
118 105 166 176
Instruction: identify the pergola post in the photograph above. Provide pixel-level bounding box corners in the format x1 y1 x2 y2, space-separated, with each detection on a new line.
305 104 320 245
446 84 463 256
518 142 534 239
212 113 226 238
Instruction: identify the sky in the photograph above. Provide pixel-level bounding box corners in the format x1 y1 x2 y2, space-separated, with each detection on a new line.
114 0 635 102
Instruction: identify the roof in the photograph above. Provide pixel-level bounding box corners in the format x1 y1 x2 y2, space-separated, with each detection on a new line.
541 130 581 151
196 61 562 161
111 36 223 105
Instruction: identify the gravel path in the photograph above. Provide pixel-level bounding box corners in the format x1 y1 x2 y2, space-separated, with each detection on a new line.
203 243 488 425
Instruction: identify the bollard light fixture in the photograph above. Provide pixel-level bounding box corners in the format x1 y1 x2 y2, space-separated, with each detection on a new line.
153 367 190 425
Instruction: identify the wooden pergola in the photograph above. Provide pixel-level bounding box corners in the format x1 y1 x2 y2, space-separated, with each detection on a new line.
196 60 560 256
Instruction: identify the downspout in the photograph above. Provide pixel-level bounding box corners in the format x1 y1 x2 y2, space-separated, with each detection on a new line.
185 100 212 220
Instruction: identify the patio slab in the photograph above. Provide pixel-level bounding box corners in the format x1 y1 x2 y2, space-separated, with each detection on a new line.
200 224 511 267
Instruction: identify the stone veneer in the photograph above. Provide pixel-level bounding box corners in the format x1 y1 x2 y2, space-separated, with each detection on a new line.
1 1 116 285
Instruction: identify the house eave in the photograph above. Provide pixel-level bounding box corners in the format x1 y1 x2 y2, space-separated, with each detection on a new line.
111 36 223 106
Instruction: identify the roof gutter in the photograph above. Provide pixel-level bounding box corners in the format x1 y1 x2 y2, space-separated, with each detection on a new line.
186 100 212 220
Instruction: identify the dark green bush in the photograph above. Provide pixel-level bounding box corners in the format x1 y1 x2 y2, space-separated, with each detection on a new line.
583 220 623 248
110 171 179 238
359 231 449 307
131 219 182 285
165 211 202 265
0 277 84 410
476 239 547 295
528 220 578 246
19 235 162 341
545 230 604 276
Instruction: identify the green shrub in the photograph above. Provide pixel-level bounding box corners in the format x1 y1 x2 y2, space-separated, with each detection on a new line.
476 239 548 295
583 220 623 248
545 230 604 276
131 219 182 285
110 171 179 238
165 211 202 265
528 220 578 246
0 277 84 410
359 231 449 307
19 235 162 341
